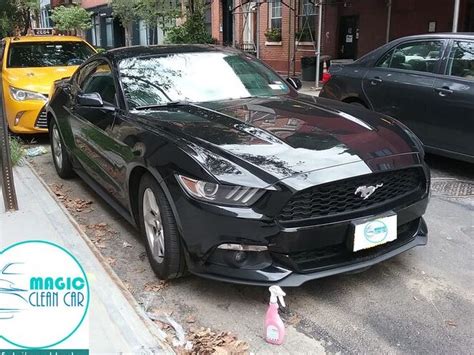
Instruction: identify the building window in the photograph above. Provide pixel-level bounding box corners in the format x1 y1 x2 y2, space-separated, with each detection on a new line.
139 20 149 45
106 17 114 47
269 0 282 29
91 15 101 47
298 0 316 41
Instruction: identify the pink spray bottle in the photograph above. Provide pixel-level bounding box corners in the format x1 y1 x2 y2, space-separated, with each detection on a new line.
265 285 286 345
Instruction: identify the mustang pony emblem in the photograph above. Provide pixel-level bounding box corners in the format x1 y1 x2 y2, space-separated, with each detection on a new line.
355 184 384 200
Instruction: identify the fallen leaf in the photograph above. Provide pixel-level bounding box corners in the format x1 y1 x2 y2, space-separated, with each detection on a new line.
287 314 302 326
139 251 147 261
144 280 168 292
445 320 457 327
184 326 249 354
105 256 116 266
64 198 93 213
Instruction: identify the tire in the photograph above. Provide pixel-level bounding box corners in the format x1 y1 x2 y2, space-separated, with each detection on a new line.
349 101 366 108
50 119 74 179
138 173 186 280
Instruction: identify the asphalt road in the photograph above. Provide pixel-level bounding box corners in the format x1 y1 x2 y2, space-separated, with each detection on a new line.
25 137 474 354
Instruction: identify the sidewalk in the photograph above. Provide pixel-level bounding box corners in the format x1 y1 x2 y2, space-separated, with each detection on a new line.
0 164 172 353
299 80 321 97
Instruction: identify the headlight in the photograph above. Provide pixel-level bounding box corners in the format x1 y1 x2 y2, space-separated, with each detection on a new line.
9 86 47 102
177 175 265 206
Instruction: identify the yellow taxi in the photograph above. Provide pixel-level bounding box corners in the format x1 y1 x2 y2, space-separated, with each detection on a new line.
0 30 96 134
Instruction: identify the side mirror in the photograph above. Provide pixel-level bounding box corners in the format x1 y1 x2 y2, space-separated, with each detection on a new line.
77 92 103 107
286 77 302 90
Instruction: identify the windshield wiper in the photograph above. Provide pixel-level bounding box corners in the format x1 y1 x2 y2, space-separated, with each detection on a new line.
134 101 190 110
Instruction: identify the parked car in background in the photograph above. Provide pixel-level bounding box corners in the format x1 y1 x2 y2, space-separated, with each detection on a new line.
47 45 430 286
0 31 95 134
320 33 474 163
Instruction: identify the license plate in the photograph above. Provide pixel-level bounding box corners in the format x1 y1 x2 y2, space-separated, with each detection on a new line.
353 214 397 252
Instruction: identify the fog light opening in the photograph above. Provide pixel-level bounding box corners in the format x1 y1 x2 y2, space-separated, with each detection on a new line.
210 243 272 269
233 251 248 265
14 111 25 126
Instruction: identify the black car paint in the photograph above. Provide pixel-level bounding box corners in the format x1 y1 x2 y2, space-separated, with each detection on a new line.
47 45 430 286
320 33 474 163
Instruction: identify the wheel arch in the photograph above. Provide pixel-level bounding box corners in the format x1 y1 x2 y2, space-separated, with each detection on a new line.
128 165 184 236
342 96 369 108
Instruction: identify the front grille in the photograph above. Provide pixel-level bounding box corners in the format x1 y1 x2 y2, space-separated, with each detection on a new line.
278 168 425 224
35 108 48 129
275 218 421 273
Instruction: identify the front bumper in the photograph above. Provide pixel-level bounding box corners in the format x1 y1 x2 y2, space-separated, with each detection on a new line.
191 218 427 286
3 89 48 134
167 174 429 287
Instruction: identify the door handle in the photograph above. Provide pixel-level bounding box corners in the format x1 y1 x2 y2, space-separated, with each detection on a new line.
434 87 453 97
370 77 383 85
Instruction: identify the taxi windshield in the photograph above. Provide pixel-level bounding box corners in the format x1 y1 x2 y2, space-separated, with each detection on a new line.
7 41 95 68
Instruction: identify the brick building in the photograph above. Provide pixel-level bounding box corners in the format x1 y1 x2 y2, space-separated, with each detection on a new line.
211 0 474 74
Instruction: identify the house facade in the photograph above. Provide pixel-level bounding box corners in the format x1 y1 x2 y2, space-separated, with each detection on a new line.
211 0 474 74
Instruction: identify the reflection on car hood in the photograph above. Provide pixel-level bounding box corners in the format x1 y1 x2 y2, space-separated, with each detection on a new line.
139 95 420 188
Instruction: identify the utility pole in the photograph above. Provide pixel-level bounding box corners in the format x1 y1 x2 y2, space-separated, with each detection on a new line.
256 0 261 59
452 0 460 32
0 74 19 212
386 0 392 43
315 0 323 89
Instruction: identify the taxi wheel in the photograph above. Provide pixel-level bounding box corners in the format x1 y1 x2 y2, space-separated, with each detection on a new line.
50 120 74 179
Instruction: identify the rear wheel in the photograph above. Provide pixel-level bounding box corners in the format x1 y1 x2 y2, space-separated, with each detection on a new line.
138 173 186 280
50 120 74 179
347 100 367 108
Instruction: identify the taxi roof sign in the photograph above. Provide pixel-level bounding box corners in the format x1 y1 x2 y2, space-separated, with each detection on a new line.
31 28 55 36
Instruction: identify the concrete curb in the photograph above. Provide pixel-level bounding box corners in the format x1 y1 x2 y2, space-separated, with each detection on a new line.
25 161 174 353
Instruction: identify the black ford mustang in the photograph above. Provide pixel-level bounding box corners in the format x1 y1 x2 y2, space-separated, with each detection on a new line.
47 45 429 286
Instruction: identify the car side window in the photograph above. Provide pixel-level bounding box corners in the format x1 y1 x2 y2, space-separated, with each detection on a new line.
376 48 395 68
447 41 474 81
376 41 443 74
80 61 117 105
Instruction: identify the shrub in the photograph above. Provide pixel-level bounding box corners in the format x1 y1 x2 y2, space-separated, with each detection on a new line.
166 11 214 44
9 136 25 166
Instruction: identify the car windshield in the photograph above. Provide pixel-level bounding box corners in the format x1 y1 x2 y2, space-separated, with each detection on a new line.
118 51 290 108
7 41 95 68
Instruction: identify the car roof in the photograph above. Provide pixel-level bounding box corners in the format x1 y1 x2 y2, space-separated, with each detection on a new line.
394 32 474 41
5 35 86 43
103 44 242 61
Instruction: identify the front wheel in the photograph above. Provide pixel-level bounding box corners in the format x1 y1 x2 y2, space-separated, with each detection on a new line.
138 173 186 280
50 119 74 179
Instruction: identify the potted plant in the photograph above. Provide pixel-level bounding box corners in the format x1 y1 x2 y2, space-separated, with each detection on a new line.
264 28 282 42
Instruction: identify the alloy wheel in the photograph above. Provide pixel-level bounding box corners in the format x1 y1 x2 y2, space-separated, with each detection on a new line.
52 125 63 170
143 188 165 263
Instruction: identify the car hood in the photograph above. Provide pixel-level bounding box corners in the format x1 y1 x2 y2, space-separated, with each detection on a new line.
3 66 78 94
139 95 421 189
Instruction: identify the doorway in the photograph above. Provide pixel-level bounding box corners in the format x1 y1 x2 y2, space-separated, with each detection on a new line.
467 0 474 31
338 15 359 59
222 0 233 45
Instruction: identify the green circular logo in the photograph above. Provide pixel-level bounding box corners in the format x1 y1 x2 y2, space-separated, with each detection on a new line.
0 240 89 349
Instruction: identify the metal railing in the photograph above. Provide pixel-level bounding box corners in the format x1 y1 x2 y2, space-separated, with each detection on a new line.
0 73 19 211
